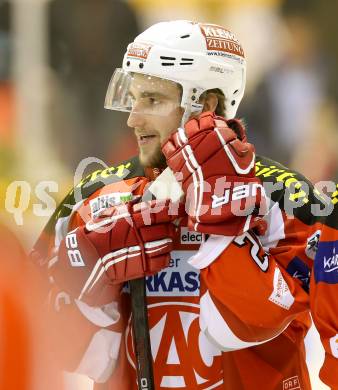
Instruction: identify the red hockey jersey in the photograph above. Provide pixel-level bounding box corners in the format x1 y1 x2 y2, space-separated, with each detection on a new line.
32 155 337 390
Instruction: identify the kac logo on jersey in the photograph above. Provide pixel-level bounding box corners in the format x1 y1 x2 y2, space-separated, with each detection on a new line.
314 240 338 284
126 302 223 389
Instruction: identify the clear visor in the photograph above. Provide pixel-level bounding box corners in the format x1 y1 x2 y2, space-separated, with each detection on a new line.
104 69 183 117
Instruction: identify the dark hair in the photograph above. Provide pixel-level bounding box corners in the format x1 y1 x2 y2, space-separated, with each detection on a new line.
199 88 226 117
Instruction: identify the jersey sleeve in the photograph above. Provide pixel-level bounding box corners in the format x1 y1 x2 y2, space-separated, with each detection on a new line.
30 157 145 382
187 159 328 352
189 230 310 351
46 283 126 382
310 201 338 389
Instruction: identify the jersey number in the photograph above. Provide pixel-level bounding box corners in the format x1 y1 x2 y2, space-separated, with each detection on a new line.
65 231 85 267
233 231 269 272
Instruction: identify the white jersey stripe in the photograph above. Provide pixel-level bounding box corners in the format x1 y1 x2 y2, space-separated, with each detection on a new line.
200 291 289 351
214 127 255 175
79 258 103 300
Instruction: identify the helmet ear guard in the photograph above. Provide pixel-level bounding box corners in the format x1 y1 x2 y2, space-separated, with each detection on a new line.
105 21 246 122
179 85 204 125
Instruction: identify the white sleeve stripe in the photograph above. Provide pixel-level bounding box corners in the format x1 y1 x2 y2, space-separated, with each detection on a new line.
185 144 199 169
85 267 106 296
200 291 289 351
181 144 196 174
188 234 234 269
178 127 188 144
144 238 173 249
104 241 171 269
75 300 120 327
184 144 204 224
79 258 104 300
243 214 252 233
195 166 204 224
145 244 170 254
101 238 173 263
214 127 255 175
181 146 199 221
180 142 204 225
104 252 141 269
259 200 285 251
79 238 173 300
176 134 183 147
102 246 141 262
47 255 58 269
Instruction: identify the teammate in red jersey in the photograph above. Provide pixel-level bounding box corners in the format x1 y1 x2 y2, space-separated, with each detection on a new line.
32 21 337 389
0 224 64 390
310 201 337 389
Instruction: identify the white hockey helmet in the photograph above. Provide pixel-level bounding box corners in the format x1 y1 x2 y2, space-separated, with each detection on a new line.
105 20 246 120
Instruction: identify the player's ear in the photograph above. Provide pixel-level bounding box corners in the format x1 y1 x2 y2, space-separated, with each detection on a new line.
201 92 218 113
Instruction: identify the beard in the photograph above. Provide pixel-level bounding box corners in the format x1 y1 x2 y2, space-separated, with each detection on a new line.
139 143 167 169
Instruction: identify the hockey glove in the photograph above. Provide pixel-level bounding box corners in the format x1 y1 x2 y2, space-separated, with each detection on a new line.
162 111 267 236
50 199 182 306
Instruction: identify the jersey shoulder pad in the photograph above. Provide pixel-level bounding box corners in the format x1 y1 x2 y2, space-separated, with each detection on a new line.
255 155 332 225
45 156 144 231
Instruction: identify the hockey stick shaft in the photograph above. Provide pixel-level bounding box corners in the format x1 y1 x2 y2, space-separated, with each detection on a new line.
128 167 181 389
130 277 154 390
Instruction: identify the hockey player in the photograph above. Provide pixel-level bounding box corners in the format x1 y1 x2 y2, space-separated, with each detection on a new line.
310 199 337 389
32 21 337 389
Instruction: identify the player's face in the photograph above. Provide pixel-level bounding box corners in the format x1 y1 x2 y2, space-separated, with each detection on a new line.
127 74 183 168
